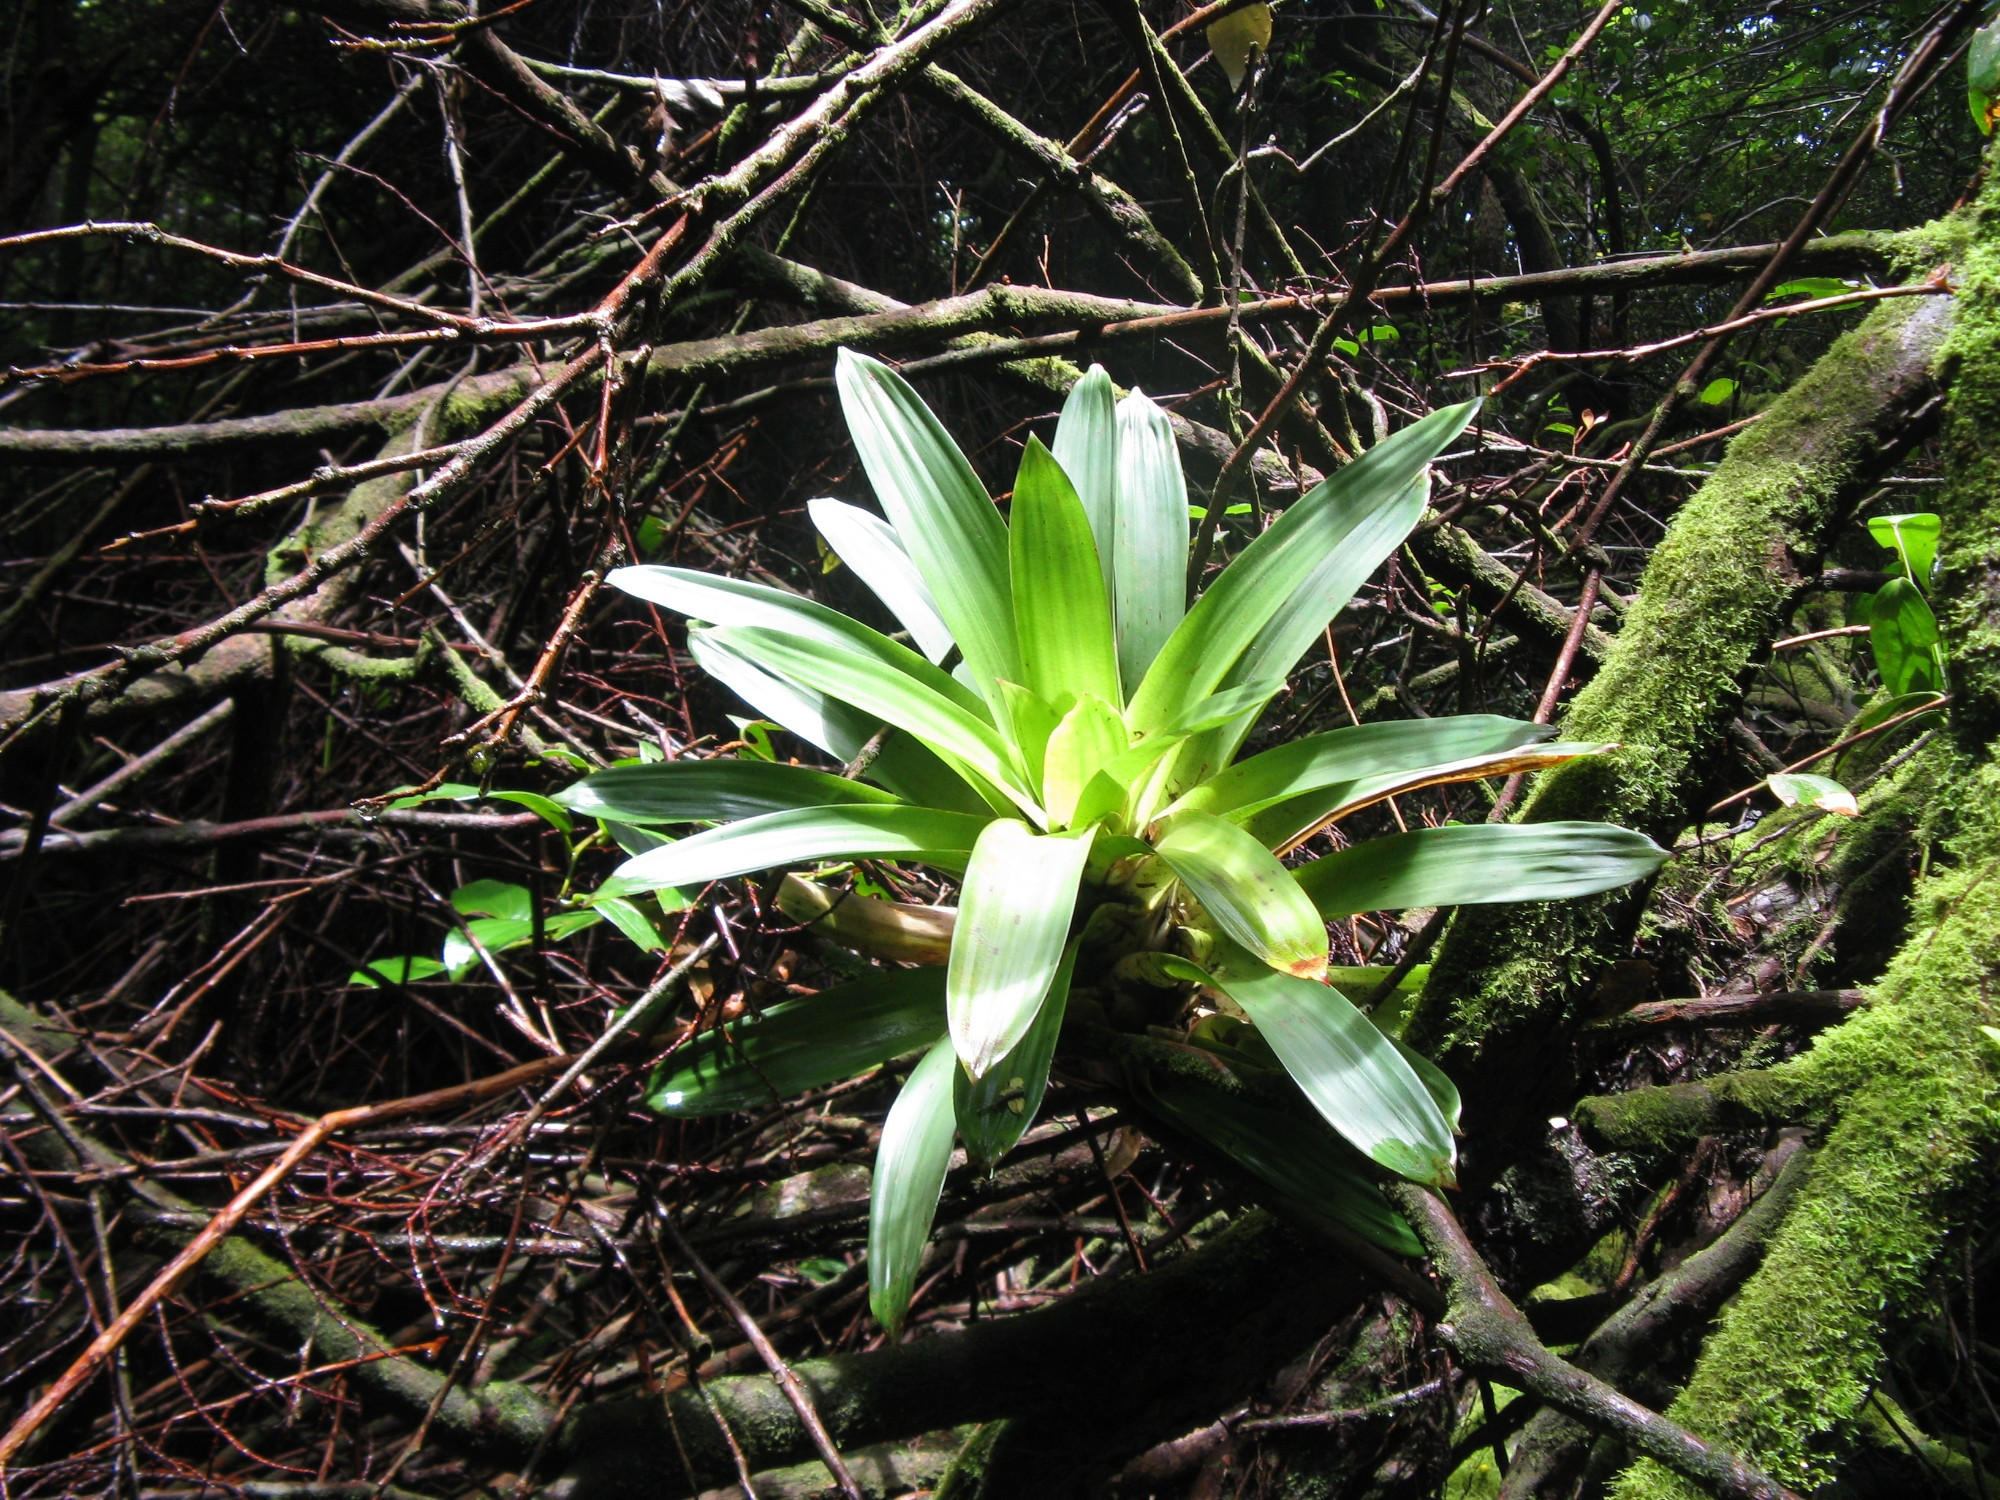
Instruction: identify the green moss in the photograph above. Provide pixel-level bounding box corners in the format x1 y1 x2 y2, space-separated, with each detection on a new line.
1609 725 2000 1500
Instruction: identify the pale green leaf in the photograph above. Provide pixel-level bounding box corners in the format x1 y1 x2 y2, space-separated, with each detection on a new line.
1175 715 1554 824
1294 822 1667 918
555 760 900 824
613 804 992 893
1113 388 1190 695
992 679 1059 795
708 625 1038 816
686 629 993 814
1042 694 1128 828
1241 741 1605 852
1767 772 1858 817
1207 0 1271 89
1051 365 1119 595
1154 811 1327 979
1010 436 1121 707
948 820 1095 1078
1129 401 1476 737
608 565 983 718
1171 945 1456 1186
869 1036 960 1334
649 965 947 1116
836 350 1021 708
955 938 1079 1170
807 498 956 663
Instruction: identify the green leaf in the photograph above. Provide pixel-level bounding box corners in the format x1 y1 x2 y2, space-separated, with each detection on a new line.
955 938 1079 1170
1172 945 1456 1186
947 820 1095 1078
1766 772 1858 817
1697 377 1738 406
1865 512 1941 589
1010 436 1121 708
1128 401 1477 737
1051 365 1119 597
1042 694 1128 828
649 966 948 1116
485 790 574 833
554 760 900 825
869 1036 961 1334
1154 811 1328 979
1242 740 1606 852
708 625 1038 817
1833 689 1946 775
1175 715 1555 825
1113 388 1191 696
612 804 992 893
1766 277 1858 302
1868 577 1943 696
1135 1067 1420 1256
687 630 992 814
443 912 600 978
591 896 669 950
992 679 1059 794
836 350 1021 709
608 565 983 718
807 498 956 663
349 954 448 987
1294 822 1667 918
452 879 533 920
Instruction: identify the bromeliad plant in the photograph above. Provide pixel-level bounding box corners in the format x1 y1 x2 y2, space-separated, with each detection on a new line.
561 352 1666 1330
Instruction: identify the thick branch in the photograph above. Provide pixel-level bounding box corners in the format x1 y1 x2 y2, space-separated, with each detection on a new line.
1386 1184 1803 1500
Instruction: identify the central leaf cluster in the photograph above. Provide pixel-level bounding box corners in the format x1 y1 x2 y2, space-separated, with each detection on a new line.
555 352 1665 1331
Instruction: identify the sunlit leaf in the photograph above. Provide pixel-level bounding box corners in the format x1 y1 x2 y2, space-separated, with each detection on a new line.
707 625 1038 816
1043 694 1128 828
1767 772 1858 817
869 1037 960 1334
1113 388 1190 696
608 565 983 717
1865 511 1941 589
948 820 1095 1079
1128 401 1477 738
1294 822 1668 918
1051 366 1119 595
1010 436 1121 708
1154 811 1327 979
687 629 994 814
613 804 992 893
1174 715 1554 824
955 939 1079 1170
1170 945 1456 1186
1207 0 1272 90
836 351 1022 709
808 498 956 663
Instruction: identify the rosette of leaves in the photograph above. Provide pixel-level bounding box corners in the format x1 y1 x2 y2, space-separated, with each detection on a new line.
562 352 1666 1331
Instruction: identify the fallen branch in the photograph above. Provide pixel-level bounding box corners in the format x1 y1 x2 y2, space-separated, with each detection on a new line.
1385 1183 1805 1500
